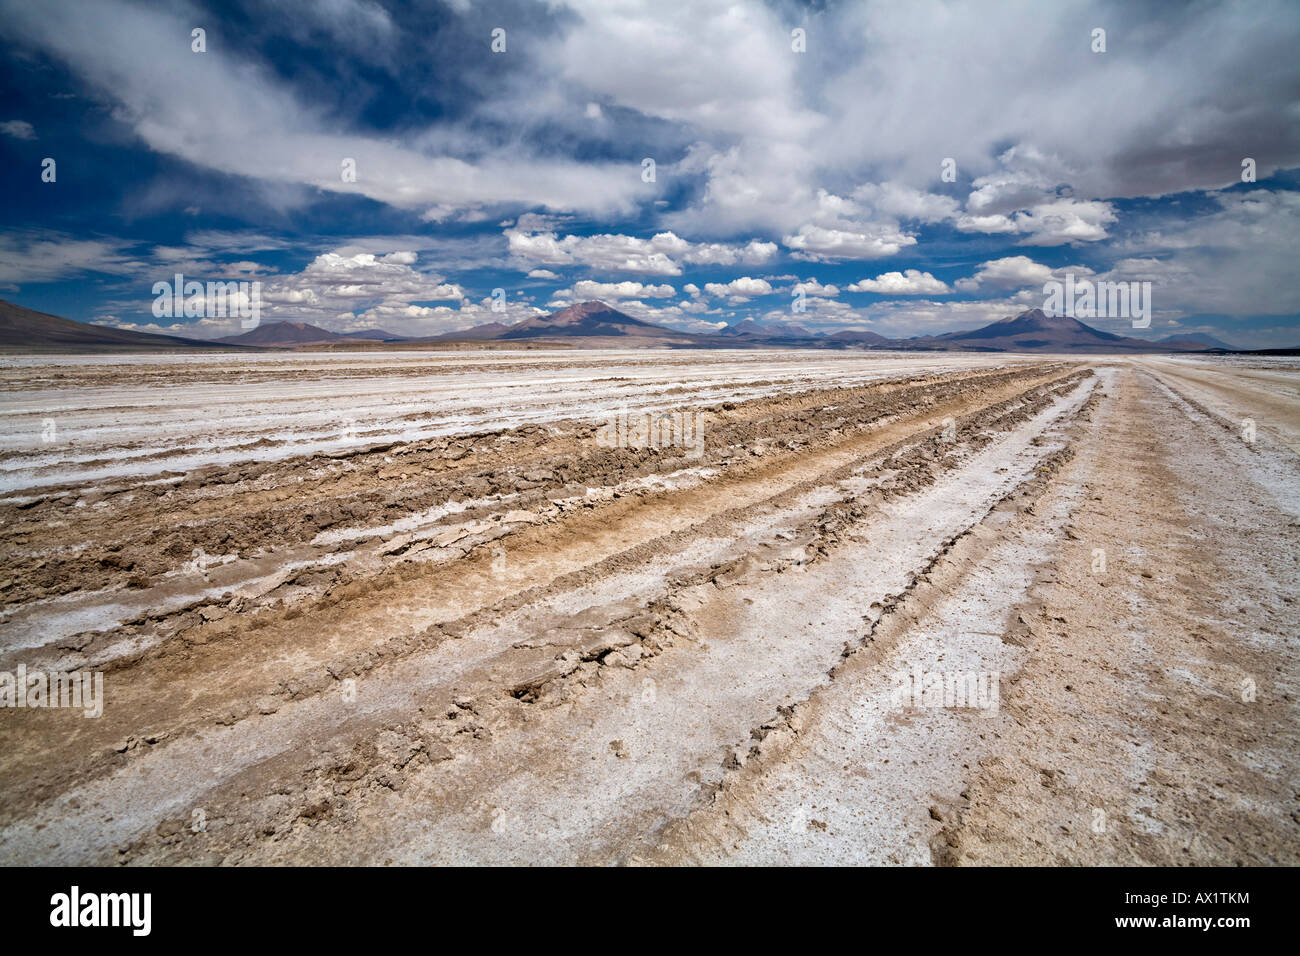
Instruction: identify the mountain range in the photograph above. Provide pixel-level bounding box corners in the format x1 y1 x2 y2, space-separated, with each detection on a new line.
0 299 232 350
0 296 1257 353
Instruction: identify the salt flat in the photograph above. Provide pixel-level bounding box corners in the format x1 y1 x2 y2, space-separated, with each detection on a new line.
0 351 1295 865
0 349 1038 494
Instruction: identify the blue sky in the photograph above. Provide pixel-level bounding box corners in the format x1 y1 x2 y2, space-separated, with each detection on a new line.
1 0 1298 346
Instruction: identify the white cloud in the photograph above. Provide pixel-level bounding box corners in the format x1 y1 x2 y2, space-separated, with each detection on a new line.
954 213 1019 235
954 256 1057 292
552 0 821 143
8 0 1299 246
0 0 645 218
606 297 731 334
965 146 1067 214
506 228 775 275
820 1 1300 202
783 224 916 261
681 239 779 266
6 0 1298 345
132 248 474 337
1107 189 1300 318
703 276 773 300
852 183 960 224
792 278 840 297
567 280 675 300
956 191 1118 245
847 270 950 295
0 119 35 139
275 251 462 300
0 231 141 287
1012 199 1118 245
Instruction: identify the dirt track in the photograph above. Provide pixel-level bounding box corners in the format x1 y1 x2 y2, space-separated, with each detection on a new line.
0 352 1295 865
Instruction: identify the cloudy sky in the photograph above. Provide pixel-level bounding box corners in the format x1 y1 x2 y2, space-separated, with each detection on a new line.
1 0 1298 346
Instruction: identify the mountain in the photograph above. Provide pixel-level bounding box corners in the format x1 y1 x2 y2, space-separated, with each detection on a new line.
0 298 222 350
418 303 1209 353
826 329 894 346
718 319 763 337
922 309 1201 353
418 301 712 347
341 328 409 342
1 297 1245 355
215 321 352 346
1157 332 1234 350
500 300 671 339
431 302 828 347
419 321 512 342
720 319 818 340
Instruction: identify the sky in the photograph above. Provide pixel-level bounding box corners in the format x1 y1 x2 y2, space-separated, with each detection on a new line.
1 0 1298 347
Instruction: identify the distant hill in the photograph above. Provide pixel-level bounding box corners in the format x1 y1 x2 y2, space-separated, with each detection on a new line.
0 298 225 351
431 302 809 347
720 319 818 340
409 303 1225 353
422 301 707 347
917 309 1210 353
825 329 894 346
0 298 1249 354
418 321 512 342
500 301 672 339
340 328 409 342
1157 332 1235 350
215 321 353 346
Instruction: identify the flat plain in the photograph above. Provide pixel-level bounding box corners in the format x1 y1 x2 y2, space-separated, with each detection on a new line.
0 349 1295 864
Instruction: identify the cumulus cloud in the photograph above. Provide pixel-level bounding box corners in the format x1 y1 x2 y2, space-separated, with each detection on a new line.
783 224 917 261
5 0 1298 343
703 277 773 300
506 228 776 275
10 0 1300 239
847 270 951 295
555 0 1299 244
681 239 780 266
566 280 675 300
128 248 472 337
954 256 1058 292
792 278 840 297
273 251 462 301
954 213 1019 234
1010 199 1118 245
964 145 1069 215
852 183 960 224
